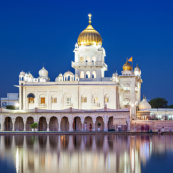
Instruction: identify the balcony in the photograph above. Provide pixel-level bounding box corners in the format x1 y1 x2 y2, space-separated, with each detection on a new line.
72 61 107 70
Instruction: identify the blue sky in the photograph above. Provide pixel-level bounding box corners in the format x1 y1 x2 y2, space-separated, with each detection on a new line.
0 0 173 104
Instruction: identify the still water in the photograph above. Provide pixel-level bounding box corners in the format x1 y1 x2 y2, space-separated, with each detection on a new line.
0 135 173 173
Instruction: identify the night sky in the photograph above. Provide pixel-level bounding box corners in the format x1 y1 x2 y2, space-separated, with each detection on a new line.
0 0 173 104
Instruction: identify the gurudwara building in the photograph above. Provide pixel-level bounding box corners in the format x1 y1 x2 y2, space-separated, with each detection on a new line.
0 14 156 132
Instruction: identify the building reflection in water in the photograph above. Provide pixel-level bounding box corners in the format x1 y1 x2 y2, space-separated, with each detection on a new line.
1 135 173 173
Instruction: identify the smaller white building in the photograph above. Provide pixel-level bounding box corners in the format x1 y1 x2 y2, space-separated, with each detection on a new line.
1 93 19 108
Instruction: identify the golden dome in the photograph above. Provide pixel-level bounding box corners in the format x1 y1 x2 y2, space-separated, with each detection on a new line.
123 60 132 71
78 14 102 46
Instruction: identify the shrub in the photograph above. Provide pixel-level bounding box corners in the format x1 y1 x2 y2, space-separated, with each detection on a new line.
31 123 37 129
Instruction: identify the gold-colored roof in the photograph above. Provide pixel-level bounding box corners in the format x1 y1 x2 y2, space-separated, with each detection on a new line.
123 59 132 71
78 14 102 46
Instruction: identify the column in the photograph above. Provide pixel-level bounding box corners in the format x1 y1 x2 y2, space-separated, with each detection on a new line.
93 118 96 131
1 120 4 131
12 120 15 131
47 121 49 131
24 121 26 131
104 115 108 131
81 119 84 131
69 120 73 132
58 120 61 131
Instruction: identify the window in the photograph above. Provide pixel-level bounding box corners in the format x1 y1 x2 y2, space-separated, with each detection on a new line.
41 97 45 104
67 98 71 105
105 98 109 103
94 98 98 103
29 97 34 103
82 97 87 103
52 98 57 103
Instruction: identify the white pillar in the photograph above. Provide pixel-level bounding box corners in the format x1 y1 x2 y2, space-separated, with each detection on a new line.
58 119 61 131
47 121 49 131
93 118 96 131
69 120 73 132
81 119 84 131
104 115 108 131
12 120 15 131
24 121 26 131
1 120 4 131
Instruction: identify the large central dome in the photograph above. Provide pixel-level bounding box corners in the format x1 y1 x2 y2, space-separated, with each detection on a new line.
78 14 102 46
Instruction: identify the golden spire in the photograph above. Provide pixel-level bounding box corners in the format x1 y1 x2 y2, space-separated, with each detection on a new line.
88 14 92 24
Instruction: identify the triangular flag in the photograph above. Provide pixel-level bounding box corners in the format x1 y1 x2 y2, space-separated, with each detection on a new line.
128 57 132 62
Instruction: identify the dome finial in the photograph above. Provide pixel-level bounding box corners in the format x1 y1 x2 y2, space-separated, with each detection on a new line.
88 14 92 24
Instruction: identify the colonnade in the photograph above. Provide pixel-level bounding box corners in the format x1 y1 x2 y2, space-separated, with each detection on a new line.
0 115 117 132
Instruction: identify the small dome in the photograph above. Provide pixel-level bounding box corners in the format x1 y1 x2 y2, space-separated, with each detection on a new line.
123 60 132 71
64 71 74 76
134 64 140 71
139 97 151 110
112 71 118 77
78 14 102 46
39 67 48 77
59 73 63 77
19 71 25 76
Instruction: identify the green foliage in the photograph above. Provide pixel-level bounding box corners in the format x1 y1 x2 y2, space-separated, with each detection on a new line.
168 105 173 108
6 105 16 110
31 123 37 129
97 122 101 127
149 98 168 108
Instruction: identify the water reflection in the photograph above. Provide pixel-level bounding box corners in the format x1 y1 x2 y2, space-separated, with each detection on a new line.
1 135 173 173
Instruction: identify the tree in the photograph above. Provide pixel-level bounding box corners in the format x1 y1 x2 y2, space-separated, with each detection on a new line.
149 98 168 108
6 105 16 110
168 105 173 108
31 123 37 130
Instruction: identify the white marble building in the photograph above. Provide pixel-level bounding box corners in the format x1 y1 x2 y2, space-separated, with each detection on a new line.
17 14 142 118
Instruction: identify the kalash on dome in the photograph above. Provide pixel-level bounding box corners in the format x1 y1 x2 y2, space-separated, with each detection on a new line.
0 14 154 133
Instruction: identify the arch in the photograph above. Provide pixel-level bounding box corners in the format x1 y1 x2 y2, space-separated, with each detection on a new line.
15 117 24 131
27 93 35 104
86 56 90 62
92 71 96 78
81 94 87 103
38 117 47 131
80 57 84 62
92 56 96 62
95 116 104 131
84 116 93 131
86 71 90 78
26 117 34 131
80 71 84 78
108 116 115 131
4 117 12 131
49 116 58 131
60 116 69 131
64 93 72 106
51 94 57 104
104 94 110 106
73 116 82 131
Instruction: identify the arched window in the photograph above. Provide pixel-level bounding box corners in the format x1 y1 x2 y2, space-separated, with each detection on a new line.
80 57 84 62
27 93 35 103
86 56 90 63
92 71 96 78
51 95 57 103
92 56 96 64
80 71 84 78
86 71 90 78
81 95 87 103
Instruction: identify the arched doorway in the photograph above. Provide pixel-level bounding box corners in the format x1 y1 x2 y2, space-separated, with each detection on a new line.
84 116 93 131
73 117 82 131
108 116 115 131
95 116 104 131
49 117 58 131
26 117 34 131
60 117 69 131
4 117 12 131
15 117 24 131
39 117 47 131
